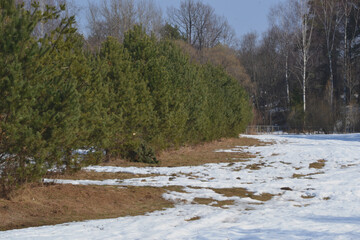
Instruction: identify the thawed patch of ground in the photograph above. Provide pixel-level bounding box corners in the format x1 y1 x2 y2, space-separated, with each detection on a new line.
2 134 360 240
0 184 172 231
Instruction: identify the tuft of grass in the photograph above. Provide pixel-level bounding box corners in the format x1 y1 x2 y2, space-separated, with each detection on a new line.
212 188 275 202
192 197 235 208
309 159 326 169
301 194 315 199
186 216 201 221
294 204 310 207
252 193 275 201
292 172 324 179
280 161 291 165
245 163 265 170
212 200 235 208
340 164 357 169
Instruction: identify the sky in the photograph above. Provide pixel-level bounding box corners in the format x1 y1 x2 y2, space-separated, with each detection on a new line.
75 0 284 39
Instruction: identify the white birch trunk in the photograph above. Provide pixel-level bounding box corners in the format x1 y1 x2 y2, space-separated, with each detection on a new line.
318 0 343 107
299 0 313 114
303 48 307 113
285 53 290 107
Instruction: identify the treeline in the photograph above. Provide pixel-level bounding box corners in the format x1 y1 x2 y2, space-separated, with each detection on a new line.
0 1 251 196
238 0 360 132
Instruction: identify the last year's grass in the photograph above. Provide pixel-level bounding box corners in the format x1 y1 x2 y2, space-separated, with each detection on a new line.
0 136 265 231
102 136 266 168
0 184 171 231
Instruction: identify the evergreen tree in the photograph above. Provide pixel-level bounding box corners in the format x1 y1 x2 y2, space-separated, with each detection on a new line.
0 0 79 196
100 36 154 159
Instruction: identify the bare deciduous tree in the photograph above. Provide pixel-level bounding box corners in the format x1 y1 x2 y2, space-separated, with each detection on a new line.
341 0 360 103
18 0 79 38
294 0 315 113
86 0 163 48
167 0 235 50
315 0 344 107
269 0 299 107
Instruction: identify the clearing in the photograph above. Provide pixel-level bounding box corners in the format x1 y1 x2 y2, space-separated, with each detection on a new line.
1 134 360 239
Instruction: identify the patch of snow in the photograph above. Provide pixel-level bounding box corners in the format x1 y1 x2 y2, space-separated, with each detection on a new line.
2 134 360 239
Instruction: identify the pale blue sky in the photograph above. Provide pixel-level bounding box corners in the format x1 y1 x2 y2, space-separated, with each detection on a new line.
74 0 283 39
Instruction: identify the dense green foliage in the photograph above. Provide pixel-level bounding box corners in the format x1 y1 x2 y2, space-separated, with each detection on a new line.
0 1 251 197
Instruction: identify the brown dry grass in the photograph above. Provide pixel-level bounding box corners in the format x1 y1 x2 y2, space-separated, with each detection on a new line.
192 198 235 208
0 183 173 231
301 194 315 199
245 162 265 170
309 159 326 169
193 197 216 205
212 188 275 202
103 137 267 168
186 216 201 221
1 136 269 231
47 170 159 181
212 200 235 208
292 172 325 179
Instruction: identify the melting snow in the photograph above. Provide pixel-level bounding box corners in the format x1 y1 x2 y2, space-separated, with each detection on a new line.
2 134 360 239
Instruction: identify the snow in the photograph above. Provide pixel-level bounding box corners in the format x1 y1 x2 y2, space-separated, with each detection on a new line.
2 133 360 240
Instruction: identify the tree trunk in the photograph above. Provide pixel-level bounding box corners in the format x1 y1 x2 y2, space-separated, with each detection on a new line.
285 53 290 107
343 1 349 105
328 53 334 107
303 51 307 113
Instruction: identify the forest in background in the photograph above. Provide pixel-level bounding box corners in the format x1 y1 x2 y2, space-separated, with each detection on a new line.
240 0 360 133
2 0 360 197
13 0 360 129
83 0 360 133
0 0 251 197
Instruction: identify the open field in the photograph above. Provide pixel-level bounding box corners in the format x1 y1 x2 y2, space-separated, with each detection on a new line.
1 134 360 239
0 137 259 231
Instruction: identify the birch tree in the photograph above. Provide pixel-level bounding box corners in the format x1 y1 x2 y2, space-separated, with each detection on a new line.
269 0 299 108
294 0 315 113
315 0 344 107
341 0 360 103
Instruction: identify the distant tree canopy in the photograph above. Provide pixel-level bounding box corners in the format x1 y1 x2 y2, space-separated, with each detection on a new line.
0 0 252 197
238 0 360 132
167 0 235 50
86 0 163 50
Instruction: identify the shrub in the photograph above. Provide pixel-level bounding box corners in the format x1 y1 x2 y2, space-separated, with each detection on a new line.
126 142 158 164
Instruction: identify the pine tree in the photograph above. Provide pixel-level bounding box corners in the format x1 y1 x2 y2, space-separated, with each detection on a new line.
100 36 155 160
0 0 80 196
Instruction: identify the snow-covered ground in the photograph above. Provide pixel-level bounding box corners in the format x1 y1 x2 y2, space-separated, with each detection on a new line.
2 134 360 240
